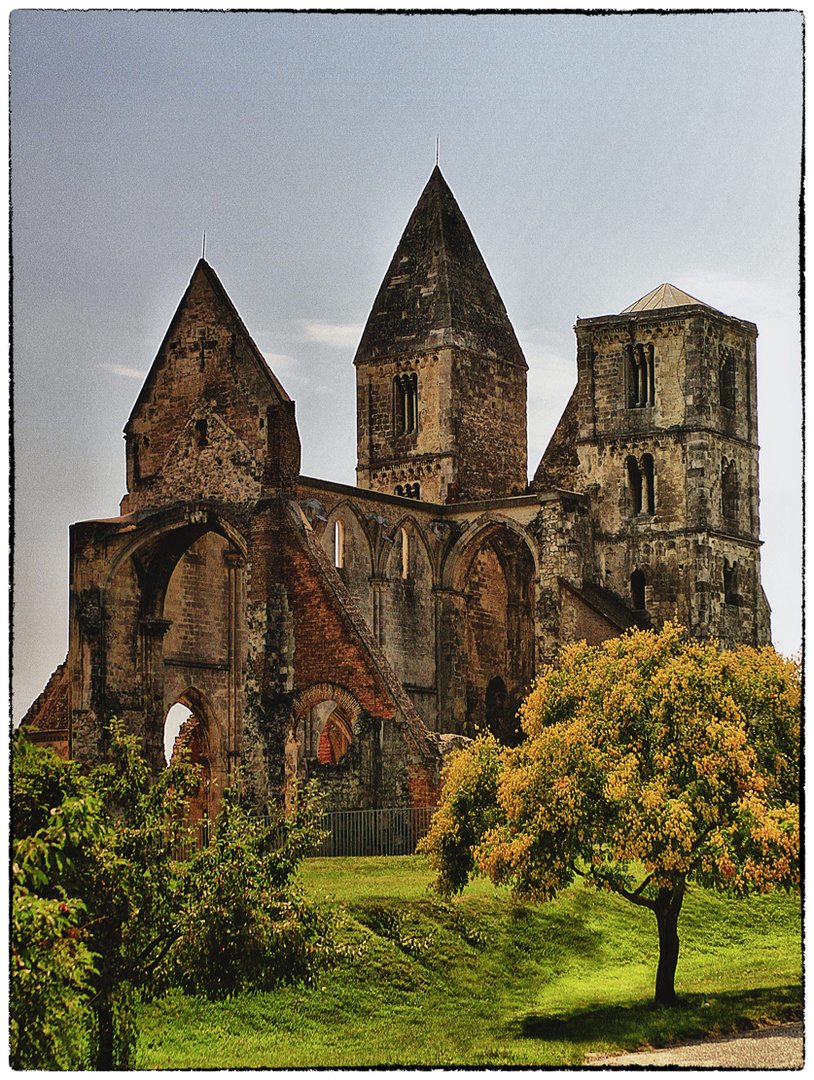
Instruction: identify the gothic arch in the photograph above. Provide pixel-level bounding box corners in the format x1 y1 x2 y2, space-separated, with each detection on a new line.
286 683 362 803
292 682 363 731
103 505 248 614
380 514 435 580
323 500 375 575
100 511 247 776
442 514 540 593
442 515 537 744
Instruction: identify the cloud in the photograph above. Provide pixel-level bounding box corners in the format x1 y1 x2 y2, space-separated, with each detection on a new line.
262 352 310 391
302 323 364 348
100 363 147 379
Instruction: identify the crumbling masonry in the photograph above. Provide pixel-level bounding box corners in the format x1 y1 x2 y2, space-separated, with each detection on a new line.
23 168 771 816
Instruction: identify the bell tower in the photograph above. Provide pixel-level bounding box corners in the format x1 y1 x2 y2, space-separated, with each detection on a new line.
574 283 769 646
354 167 528 504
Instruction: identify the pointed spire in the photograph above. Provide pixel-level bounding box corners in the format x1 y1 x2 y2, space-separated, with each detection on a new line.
355 167 526 368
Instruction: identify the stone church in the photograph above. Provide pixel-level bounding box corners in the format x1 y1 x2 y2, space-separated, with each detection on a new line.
22 166 771 816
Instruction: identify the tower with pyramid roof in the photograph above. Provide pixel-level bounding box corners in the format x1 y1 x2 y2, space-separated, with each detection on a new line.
568 284 770 645
354 166 528 504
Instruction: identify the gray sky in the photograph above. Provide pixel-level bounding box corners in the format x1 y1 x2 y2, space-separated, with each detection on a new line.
10 9 803 722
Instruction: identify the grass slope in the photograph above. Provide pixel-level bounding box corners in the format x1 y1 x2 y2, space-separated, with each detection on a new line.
137 856 801 1068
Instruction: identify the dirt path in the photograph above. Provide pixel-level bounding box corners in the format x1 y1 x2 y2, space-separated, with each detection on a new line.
586 1020 803 1068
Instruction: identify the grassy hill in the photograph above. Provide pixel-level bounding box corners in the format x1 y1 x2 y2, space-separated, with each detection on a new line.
136 855 801 1068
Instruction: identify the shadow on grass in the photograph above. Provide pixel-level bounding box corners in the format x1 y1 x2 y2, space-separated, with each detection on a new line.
514 984 803 1049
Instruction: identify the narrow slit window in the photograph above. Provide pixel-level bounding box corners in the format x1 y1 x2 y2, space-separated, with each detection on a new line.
636 344 648 407
627 344 639 408
334 519 345 569
641 454 655 515
720 350 736 410
626 456 642 516
646 344 655 406
400 527 410 579
194 419 208 447
722 460 738 529
723 559 738 606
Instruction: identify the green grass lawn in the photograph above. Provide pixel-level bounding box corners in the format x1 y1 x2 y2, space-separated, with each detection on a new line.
137 856 801 1068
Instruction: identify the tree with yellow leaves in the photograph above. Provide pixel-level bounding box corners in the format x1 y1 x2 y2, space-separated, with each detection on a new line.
418 623 800 1005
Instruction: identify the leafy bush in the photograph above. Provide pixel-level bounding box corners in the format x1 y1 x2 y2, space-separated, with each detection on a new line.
172 784 334 999
11 727 334 1067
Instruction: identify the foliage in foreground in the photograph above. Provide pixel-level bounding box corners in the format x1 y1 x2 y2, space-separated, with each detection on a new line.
10 724 330 1069
418 623 800 1005
136 854 802 1068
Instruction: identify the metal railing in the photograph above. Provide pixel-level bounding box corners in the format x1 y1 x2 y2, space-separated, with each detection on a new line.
310 806 436 858
170 806 437 861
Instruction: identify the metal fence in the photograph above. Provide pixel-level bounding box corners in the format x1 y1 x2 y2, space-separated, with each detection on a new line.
311 806 437 858
170 806 437 861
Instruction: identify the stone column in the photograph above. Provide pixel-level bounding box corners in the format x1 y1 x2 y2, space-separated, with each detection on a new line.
139 617 172 771
370 576 389 649
434 587 468 734
224 550 246 787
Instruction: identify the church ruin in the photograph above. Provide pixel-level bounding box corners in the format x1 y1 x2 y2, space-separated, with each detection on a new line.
22 167 771 814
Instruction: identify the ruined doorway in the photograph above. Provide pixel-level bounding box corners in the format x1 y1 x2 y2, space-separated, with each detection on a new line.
163 692 219 846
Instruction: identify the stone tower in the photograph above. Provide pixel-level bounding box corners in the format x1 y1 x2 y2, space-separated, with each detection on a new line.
354 166 528 504
573 283 770 647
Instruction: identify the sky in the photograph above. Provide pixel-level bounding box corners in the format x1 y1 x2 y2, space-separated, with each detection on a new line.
10 8 803 722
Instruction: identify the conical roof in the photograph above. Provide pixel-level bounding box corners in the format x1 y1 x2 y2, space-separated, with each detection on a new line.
620 283 717 314
354 166 526 367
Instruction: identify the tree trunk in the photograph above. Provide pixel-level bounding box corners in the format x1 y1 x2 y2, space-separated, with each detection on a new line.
653 881 685 1006
95 992 115 1071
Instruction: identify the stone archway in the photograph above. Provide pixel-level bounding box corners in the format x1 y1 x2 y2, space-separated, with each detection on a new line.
441 519 537 742
103 514 247 779
163 688 222 842
285 683 362 811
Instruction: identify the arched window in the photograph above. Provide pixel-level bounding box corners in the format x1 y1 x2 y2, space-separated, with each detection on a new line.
334 519 345 569
394 373 419 435
722 460 738 530
631 569 647 610
626 456 642 515
641 453 655 515
627 343 655 408
395 484 403 497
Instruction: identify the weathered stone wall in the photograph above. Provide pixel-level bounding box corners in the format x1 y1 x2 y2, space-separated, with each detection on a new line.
450 347 528 502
